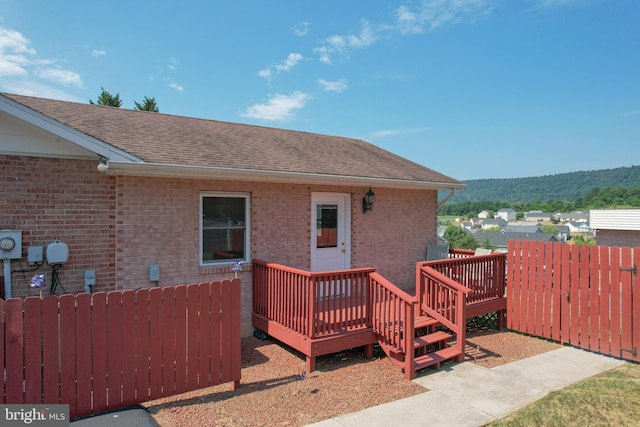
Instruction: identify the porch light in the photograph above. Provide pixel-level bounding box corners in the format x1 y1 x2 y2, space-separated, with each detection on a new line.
362 187 376 214
97 156 109 173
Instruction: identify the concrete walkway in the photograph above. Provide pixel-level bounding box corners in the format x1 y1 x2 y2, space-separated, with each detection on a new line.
305 346 626 427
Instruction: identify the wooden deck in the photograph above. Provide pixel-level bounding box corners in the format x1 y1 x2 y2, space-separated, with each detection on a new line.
253 251 507 379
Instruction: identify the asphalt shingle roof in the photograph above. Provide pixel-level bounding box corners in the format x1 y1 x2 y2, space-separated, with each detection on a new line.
3 93 462 187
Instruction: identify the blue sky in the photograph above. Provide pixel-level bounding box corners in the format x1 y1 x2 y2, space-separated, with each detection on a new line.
1 0 638 180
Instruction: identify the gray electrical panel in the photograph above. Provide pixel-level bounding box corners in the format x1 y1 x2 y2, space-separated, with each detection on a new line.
84 269 96 286
27 246 44 264
149 264 160 282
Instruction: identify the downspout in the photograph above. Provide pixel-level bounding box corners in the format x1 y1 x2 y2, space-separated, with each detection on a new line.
437 189 456 210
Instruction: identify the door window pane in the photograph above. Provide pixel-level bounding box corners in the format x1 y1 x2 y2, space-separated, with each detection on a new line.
317 204 338 248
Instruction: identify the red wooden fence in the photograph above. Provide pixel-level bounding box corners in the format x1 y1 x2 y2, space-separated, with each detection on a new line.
506 241 639 362
1 279 241 421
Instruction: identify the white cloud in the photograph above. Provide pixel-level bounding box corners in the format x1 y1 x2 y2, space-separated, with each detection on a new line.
242 91 310 121
258 68 272 79
314 20 377 64
395 0 495 34
293 22 310 36
275 53 303 72
0 26 36 77
319 79 348 93
1 79 83 102
0 25 84 89
34 67 82 87
169 82 183 91
371 127 432 138
169 57 179 70
91 49 107 57
259 53 303 79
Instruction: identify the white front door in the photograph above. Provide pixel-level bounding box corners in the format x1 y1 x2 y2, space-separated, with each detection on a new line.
311 193 350 272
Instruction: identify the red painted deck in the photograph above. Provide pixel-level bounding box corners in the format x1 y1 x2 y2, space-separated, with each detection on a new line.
253 251 507 379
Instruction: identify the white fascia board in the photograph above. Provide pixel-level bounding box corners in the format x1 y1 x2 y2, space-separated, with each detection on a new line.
0 95 142 163
108 161 467 191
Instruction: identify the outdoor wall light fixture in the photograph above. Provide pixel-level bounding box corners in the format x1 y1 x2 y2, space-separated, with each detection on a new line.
97 156 109 173
362 187 376 214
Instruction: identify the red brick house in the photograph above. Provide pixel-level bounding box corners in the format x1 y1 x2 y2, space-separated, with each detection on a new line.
0 92 464 336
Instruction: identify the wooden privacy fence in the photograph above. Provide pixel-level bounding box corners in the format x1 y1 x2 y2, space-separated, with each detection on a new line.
506 241 639 362
1 279 241 421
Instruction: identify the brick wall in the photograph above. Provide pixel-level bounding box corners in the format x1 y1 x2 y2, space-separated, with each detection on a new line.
0 155 115 298
2 155 439 336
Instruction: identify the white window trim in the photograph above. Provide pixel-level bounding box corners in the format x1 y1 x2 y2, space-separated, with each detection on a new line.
199 192 251 267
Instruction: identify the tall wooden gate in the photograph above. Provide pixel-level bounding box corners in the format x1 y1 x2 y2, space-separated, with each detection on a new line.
506 240 639 362
1 279 241 420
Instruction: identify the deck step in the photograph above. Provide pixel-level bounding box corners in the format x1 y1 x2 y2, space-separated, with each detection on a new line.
413 330 452 349
414 315 439 330
414 346 462 371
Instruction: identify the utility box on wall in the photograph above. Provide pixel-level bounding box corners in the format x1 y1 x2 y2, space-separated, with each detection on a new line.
0 230 22 260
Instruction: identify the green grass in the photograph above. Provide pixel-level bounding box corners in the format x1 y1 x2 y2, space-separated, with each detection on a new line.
490 362 640 426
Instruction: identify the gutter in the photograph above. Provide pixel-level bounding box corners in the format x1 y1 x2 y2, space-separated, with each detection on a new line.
107 161 468 191
437 189 457 210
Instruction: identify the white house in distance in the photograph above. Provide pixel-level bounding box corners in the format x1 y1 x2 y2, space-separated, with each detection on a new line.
495 208 516 222
590 209 640 247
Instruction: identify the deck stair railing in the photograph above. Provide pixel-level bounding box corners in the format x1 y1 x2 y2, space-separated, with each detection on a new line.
369 272 417 379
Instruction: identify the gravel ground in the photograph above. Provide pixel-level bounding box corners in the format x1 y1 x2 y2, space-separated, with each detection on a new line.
144 325 561 427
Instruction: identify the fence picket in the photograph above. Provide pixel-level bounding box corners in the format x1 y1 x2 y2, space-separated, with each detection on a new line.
186 284 199 392
5 299 24 404
24 298 42 405
161 286 176 398
121 291 137 407
148 288 163 400
174 285 187 395
90 293 108 414
107 291 123 409
59 295 77 417
75 294 92 419
135 289 151 402
42 296 60 405
609 246 622 358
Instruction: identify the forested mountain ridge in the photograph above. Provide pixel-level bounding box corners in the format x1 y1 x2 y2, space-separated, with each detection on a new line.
447 165 640 203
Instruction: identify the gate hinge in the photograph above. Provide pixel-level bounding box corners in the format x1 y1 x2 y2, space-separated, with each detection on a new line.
620 264 637 276
621 347 637 358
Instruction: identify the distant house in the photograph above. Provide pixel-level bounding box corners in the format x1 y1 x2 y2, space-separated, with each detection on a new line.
504 222 542 234
495 208 516 221
556 225 570 242
524 211 553 222
567 222 590 234
478 210 490 219
556 211 589 223
481 218 507 230
473 230 559 252
589 209 640 247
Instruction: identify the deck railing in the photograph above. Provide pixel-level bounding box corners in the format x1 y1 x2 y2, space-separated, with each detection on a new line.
418 252 507 304
252 260 375 339
369 272 417 379
416 264 470 357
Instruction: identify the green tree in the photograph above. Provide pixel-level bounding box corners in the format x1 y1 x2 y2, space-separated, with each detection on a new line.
90 87 122 107
134 96 159 112
541 225 559 235
443 225 478 250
